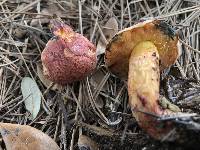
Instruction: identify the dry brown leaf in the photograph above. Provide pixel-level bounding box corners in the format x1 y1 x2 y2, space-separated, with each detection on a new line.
37 63 62 91
30 9 50 26
30 1 76 27
30 2 66 27
0 123 60 150
78 135 99 150
96 17 118 56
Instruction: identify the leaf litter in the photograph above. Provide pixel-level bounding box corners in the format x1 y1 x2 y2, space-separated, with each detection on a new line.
0 0 200 149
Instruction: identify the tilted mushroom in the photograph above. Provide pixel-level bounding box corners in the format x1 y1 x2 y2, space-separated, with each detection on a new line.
41 19 97 84
105 19 181 140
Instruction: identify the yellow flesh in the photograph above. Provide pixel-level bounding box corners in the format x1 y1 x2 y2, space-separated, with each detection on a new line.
128 41 172 139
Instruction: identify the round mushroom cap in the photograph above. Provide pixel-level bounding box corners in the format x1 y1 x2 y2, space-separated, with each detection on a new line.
105 19 181 79
41 20 97 84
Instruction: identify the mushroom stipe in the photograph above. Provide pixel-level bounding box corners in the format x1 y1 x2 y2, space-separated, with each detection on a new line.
128 41 174 139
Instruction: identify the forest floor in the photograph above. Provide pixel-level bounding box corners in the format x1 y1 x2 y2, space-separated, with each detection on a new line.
0 0 200 149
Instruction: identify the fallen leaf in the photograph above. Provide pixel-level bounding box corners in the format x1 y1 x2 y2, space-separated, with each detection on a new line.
21 77 41 119
78 135 99 150
30 8 52 27
30 1 74 27
0 123 60 150
36 63 62 91
97 17 118 56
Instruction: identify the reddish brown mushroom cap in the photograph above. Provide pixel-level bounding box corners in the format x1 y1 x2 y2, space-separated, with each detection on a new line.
105 19 181 79
41 19 97 84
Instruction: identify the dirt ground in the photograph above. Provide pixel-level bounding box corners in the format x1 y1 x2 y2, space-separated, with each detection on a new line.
0 0 200 149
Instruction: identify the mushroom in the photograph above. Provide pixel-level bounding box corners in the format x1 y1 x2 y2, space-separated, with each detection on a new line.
41 19 97 84
105 19 181 140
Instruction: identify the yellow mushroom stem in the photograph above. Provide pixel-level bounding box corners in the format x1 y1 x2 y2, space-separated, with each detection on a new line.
128 41 174 139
